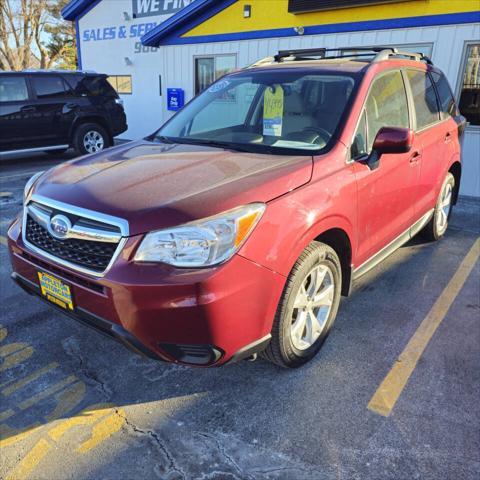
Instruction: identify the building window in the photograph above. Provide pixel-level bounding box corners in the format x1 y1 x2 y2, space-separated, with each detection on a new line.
458 44 480 126
194 54 236 95
107 75 132 95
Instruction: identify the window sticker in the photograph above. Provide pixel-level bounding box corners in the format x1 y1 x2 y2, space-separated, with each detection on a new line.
208 80 230 93
263 85 284 137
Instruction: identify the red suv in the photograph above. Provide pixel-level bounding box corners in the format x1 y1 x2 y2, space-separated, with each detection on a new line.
8 47 465 368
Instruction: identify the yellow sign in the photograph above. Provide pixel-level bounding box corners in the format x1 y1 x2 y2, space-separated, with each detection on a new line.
263 85 284 137
38 272 74 310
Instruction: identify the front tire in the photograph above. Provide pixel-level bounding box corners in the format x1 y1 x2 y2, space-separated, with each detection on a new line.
422 172 455 241
73 123 110 155
261 242 342 368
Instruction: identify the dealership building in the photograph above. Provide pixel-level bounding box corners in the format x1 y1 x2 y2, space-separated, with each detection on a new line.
62 0 479 196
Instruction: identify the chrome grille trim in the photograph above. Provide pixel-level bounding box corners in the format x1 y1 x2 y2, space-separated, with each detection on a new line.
28 203 121 243
22 194 129 277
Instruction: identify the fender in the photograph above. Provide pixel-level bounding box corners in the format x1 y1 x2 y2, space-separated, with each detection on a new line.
68 113 111 140
447 154 461 204
240 203 356 279
283 214 356 277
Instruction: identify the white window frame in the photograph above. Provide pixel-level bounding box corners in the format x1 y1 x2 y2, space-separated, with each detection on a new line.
193 53 237 96
455 41 480 131
107 75 133 95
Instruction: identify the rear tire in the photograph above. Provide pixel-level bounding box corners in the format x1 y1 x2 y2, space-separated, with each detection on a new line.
261 242 342 368
421 172 455 241
73 123 110 155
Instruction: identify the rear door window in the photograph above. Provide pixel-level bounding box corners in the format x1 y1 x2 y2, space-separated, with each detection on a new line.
365 70 409 151
65 75 118 98
406 70 440 130
0 76 29 102
31 76 68 99
431 71 457 119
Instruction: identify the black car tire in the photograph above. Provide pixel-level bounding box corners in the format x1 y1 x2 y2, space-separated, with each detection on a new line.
261 241 342 368
73 123 110 155
421 172 455 241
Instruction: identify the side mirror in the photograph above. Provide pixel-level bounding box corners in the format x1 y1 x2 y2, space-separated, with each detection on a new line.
373 127 414 154
364 127 414 170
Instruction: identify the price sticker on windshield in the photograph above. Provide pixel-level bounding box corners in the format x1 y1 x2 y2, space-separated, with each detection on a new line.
263 85 284 137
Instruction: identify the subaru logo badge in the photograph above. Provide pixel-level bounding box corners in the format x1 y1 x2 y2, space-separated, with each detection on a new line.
48 215 71 240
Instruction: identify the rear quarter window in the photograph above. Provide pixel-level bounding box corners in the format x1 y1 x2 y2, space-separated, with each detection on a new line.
431 71 457 119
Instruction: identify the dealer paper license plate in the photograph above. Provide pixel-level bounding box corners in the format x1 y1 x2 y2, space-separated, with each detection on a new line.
38 272 74 310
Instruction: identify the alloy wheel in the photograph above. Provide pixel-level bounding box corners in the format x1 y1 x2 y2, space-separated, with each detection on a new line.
290 264 335 350
436 181 453 234
83 130 105 153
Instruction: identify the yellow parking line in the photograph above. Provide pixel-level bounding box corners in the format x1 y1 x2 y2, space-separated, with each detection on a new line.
0 424 42 449
5 438 51 480
0 409 15 423
368 238 480 417
18 376 77 411
0 236 7 246
2 362 59 396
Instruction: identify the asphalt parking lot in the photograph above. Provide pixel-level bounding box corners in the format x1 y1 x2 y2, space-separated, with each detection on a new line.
0 150 479 480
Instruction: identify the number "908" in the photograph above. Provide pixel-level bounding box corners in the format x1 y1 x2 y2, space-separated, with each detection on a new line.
134 42 158 54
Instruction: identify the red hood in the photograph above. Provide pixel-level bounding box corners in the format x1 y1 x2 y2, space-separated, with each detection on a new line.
33 141 313 235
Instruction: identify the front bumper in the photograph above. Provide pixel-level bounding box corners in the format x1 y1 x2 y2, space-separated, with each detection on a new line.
8 217 284 366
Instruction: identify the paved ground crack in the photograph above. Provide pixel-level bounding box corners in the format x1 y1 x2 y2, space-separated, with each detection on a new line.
198 432 253 480
115 409 185 480
62 336 111 400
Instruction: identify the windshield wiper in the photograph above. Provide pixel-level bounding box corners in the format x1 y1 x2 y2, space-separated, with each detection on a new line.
173 138 254 153
152 135 175 144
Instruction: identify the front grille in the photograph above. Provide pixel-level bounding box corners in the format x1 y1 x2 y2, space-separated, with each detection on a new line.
25 215 118 273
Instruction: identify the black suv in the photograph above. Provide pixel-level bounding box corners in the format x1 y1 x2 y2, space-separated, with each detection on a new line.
0 70 127 156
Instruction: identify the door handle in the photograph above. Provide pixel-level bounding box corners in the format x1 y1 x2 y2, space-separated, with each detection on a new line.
65 103 78 109
409 151 421 164
20 106 35 113
444 132 452 143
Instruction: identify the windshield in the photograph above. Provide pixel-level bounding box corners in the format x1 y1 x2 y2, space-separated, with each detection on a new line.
154 70 357 155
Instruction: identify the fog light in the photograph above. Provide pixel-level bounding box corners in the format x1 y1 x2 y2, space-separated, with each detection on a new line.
159 343 223 366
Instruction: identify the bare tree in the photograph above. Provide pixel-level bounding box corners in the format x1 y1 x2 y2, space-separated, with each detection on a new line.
0 0 76 71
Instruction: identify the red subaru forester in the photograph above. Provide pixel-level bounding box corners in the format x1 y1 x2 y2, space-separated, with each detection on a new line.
8 47 465 368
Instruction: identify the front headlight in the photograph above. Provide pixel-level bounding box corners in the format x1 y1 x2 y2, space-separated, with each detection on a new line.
23 171 44 204
134 203 266 267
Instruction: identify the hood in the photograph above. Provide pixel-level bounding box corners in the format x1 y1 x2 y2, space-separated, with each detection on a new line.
33 140 313 235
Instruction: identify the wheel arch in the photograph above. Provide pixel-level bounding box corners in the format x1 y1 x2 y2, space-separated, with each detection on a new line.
314 227 353 297
448 161 461 205
70 115 112 143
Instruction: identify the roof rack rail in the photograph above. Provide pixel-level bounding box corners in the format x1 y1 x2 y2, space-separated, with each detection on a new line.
274 48 327 62
21 69 98 74
247 46 433 68
372 48 433 64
